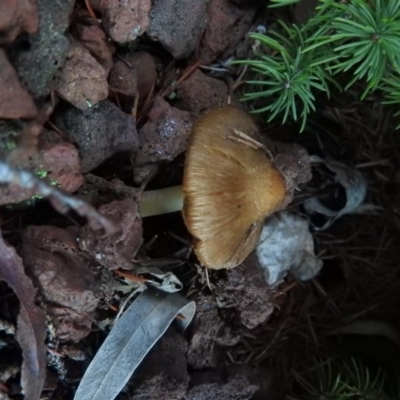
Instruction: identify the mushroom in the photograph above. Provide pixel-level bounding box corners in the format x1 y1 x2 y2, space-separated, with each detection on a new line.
139 105 286 269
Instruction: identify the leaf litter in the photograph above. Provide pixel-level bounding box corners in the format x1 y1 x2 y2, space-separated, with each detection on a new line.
256 211 322 285
0 0 400 398
74 288 195 400
304 156 367 229
0 231 46 400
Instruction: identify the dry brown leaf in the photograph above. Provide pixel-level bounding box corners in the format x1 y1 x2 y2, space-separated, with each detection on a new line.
0 232 46 400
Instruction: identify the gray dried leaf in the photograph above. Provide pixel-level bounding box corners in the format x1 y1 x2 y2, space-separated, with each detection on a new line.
74 288 195 400
0 232 46 400
114 279 143 294
0 319 15 335
114 268 182 295
256 212 322 285
137 266 183 293
304 156 367 229
326 320 400 348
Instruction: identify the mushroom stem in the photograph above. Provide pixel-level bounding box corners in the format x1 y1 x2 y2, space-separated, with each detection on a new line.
139 185 184 217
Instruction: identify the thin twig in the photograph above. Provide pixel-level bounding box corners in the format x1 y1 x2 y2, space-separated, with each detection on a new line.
114 269 148 283
0 162 117 234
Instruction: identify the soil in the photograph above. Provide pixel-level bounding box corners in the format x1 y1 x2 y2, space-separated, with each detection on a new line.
0 1 400 400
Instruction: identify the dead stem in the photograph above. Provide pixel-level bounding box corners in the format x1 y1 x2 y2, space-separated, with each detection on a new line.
307 314 319 348
227 129 274 160
84 0 100 25
114 269 148 283
136 82 155 124
132 90 139 119
160 60 202 98
232 65 248 92
204 266 212 292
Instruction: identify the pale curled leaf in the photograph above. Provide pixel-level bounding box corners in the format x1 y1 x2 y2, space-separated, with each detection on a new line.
256 212 322 285
114 268 182 296
74 289 196 400
0 231 46 400
137 266 183 293
304 156 367 229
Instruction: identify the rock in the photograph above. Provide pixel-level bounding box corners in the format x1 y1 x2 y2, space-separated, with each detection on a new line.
198 0 257 64
41 142 83 190
230 0 264 4
72 23 115 75
12 0 75 99
47 305 94 342
187 296 239 369
263 140 312 208
0 0 38 44
131 52 158 101
55 39 108 110
0 49 37 119
134 97 192 184
0 119 21 158
36 142 83 192
21 226 100 314
176 69 242 116
131 327 189 400
293 0 319 24
54 100 139 173
274 142 312 187
20 226 103 341
186 364 259 400
0 140 83 206
148 0 207 59
109 51 157 101
225 256 274 329
90 0 151 43
78 198 143 271
108 60 138 97
76 174 141 208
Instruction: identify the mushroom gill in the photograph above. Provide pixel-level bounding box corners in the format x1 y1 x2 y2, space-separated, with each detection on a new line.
182 105 286 269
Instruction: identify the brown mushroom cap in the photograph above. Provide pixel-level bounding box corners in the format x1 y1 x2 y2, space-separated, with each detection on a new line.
182 105 286 270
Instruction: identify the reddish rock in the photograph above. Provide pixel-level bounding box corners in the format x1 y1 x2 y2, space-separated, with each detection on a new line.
20 226 104 341
176 69 242 116
132 52 158 101
226 255 274 329
198 0 257 64
0 0 38 44
54 100 139 173
187 297 239 369
147 0 207 59
131 327 189 400
76 174 141 209
0 140 83 206
293 0 319 24
109 51 157 101
72 23 115 75
186 365 259 400
0 120 20 158
22 226 100 313
55 39 108 110
134 97 192 184
0 49 37 119
262 140 312 208
78 198 143 271
36 142 84 193
91 0 151 43
47 305 94 342
108 59 138 97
